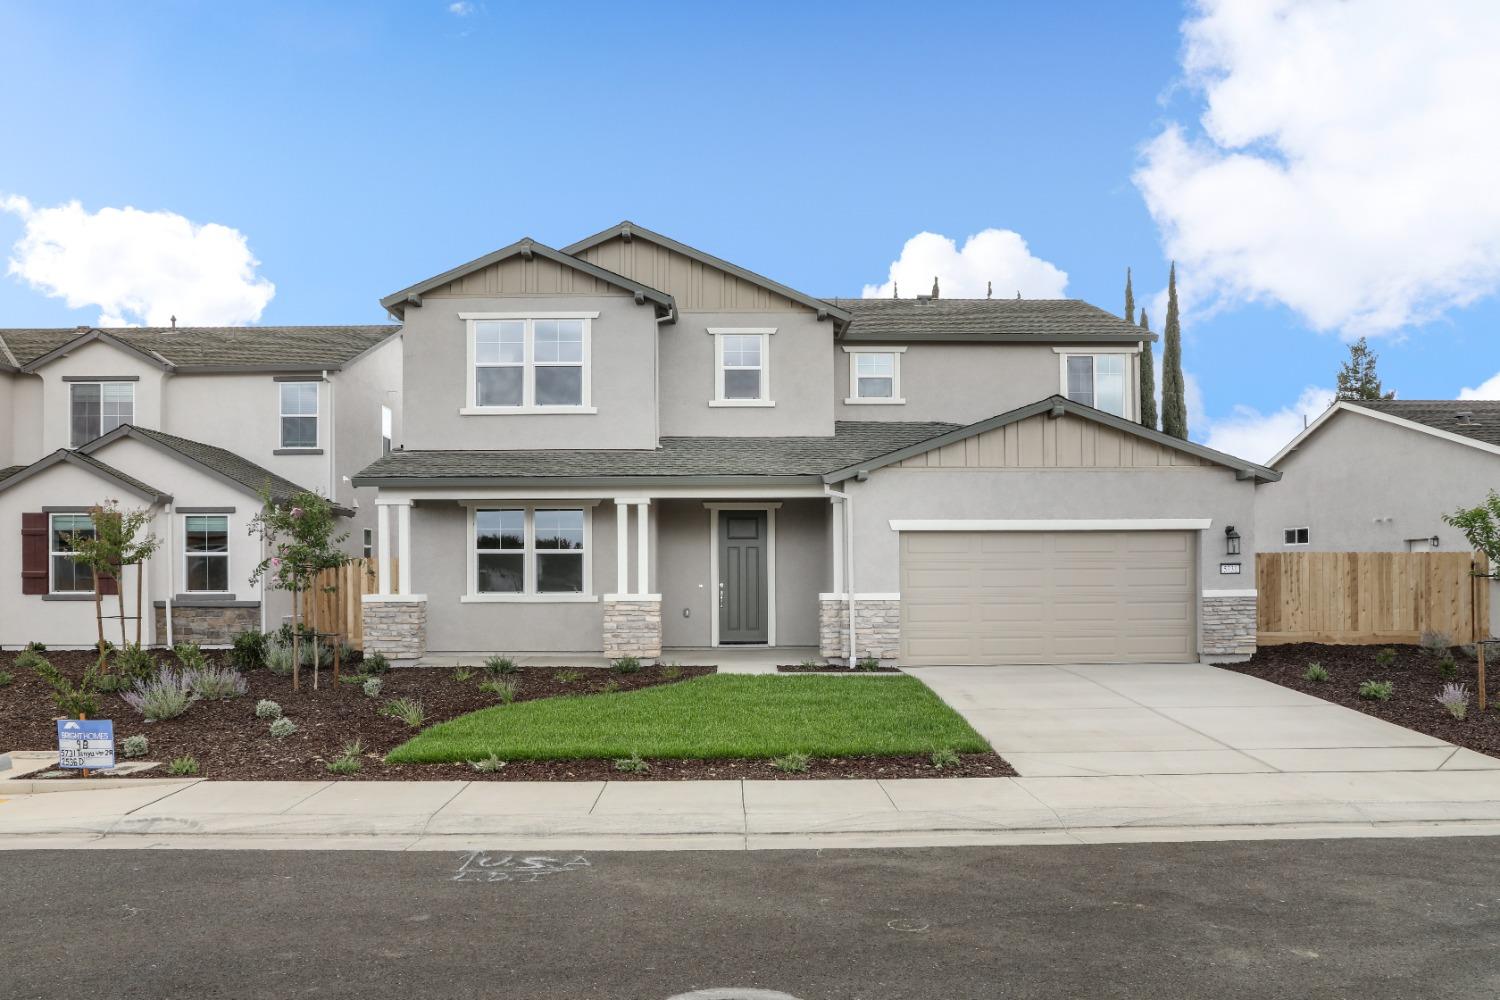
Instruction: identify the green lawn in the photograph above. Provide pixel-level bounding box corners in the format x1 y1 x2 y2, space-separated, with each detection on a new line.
386 674 989 764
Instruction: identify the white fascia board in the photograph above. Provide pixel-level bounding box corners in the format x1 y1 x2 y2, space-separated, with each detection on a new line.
375 486 828 502
1269 400 1500 468
1203 589 1257 597
888 518 1213 532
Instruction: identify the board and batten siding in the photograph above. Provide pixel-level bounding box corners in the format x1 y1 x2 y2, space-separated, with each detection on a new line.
573 236 810 313
424 253 630 298
896 412 1215 470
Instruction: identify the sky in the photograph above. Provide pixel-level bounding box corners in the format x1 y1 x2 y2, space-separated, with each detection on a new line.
2 0 1499 462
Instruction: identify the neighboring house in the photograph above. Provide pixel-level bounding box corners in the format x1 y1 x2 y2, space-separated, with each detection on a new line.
0 324 401 647
352 221 1276 665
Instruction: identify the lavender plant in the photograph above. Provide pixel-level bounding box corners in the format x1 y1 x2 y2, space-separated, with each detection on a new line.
1436 683 1471 720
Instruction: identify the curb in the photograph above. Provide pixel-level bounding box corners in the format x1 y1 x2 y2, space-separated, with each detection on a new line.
0 777 201 795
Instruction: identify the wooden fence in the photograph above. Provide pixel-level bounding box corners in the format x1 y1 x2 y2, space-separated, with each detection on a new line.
1256 551 1489 646
298 558 396 650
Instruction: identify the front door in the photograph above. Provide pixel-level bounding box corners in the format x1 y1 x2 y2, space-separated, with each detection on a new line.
718 510 769 644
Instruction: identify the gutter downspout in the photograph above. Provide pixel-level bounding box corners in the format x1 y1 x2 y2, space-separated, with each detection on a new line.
164 501 175 648
323 370 335 504
823 484 856 665
653 308 674 448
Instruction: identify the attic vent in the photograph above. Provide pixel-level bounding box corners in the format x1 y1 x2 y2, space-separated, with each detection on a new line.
1455 410 1476 424
914 294 933 305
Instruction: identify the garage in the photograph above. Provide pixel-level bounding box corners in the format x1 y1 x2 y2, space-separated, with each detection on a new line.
899 529 1197 665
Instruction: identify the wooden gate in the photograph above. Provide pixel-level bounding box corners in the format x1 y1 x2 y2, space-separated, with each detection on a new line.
1256 551 1489 645
298 558 393 650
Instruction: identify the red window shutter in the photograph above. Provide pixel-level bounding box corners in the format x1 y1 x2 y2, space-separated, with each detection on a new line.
21 512 48 595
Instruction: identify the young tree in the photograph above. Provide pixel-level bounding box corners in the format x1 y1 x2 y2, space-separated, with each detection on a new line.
249 489 350 691
1138 310 1158 431
1160 263 1189 440
1335 337 1396 400
1123 267 1135 325
1443 494 1500 709
69 500 160 666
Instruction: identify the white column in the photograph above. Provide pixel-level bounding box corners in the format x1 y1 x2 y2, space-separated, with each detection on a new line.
376 503 392 596
615 500 629 595
396 502 413 596
635 500 650 595
830 497 845 595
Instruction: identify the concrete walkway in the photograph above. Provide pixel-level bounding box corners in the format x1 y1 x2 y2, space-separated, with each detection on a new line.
908 662 1500 777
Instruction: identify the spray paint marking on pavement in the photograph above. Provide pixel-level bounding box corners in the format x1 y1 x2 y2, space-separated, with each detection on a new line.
450 851 591 884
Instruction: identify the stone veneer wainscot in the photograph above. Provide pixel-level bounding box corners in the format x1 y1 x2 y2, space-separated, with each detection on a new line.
1200 592 1257 659
361 596 427 660
818 596 901 664
603 597 662 660
152 601 259 647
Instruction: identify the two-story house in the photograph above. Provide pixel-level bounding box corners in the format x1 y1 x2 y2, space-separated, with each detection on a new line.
353 222 1276 666
0 324 401 647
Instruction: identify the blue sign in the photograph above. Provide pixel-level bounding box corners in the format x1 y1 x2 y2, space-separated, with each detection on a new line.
57 718 115 770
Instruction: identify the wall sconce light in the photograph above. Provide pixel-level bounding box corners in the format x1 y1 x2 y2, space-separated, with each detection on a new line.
1225 525 1242 556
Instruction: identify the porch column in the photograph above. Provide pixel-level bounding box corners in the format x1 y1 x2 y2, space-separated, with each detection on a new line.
376 502 392 595
396 501 413 595
830 495 845 595
635 499 650 594
615 501 630 595
603 497 660 662
362 497 426 661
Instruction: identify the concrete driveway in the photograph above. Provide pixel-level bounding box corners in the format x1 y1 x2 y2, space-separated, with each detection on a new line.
909 662 1500 777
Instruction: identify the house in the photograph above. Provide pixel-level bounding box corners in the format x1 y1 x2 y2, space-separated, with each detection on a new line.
0 324 401 647
352 221 1276 665
1259 399 1500 554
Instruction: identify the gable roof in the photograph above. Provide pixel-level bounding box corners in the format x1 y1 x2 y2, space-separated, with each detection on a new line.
80 425 343 510
562 221 852 331
0 325 399 373
379 237 677 320
1269 399 1500 467
828 297 1151 343
0 448 171 502
823 395 1280 483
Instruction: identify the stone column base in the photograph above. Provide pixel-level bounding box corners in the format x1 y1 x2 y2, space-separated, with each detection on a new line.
818 596 901 665
361 595 427 660
603 596 662 660
1201 592 1257 660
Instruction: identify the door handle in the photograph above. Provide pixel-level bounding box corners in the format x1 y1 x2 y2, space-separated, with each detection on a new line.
718 580 726 609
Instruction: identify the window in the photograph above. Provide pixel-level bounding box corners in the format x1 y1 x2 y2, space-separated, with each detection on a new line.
280 382 319 448
1062 353 1129 418
363 528 373 559
844 347 906 404
1284 527 1310 546
710 328 774 406
381 405 393 455
184 515 230 593
471 506 589 598
464 313 595 412
50 513 95 593
69 382 134 447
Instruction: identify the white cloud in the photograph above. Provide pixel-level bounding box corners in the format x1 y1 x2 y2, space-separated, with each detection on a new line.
1459 373 1500 400
448 1 476 15
1200 385 1334 463
1134 0 1500 336
1 195 274 327
862 230 1068 300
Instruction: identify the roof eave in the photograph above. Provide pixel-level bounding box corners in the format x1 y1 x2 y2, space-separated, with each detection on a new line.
0 448 172 503
837 332 1155 345
351 473 824 489
19 329 178 374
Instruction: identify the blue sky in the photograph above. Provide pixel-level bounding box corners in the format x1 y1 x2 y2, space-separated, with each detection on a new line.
3 1 1498 460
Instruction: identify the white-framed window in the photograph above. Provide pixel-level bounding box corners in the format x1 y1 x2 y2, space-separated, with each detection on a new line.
279 381 319 449
69 381 134 447
183 514 230 593
50 513 96 593
1060 352 1131 418
363 528 373 559
1284 526 1310 546
709 328 775 406
843 346 906 404
381 405 393 455
460 312 597 414
465 504 595 601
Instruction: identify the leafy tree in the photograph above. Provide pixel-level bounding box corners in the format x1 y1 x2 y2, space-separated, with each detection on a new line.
1138 310 1158 430
1335 337 1396 400
249 489 350 690
1161 263 1189 440
1443 492 1500 576
1123 267 1135 325
69 500 160 666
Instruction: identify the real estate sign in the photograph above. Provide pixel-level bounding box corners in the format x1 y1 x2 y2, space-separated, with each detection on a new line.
56 719 115 770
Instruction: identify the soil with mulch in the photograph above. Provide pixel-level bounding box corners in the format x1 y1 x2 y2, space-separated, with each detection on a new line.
1221 642 1500 758
1 650 1014 780
775 663 902 674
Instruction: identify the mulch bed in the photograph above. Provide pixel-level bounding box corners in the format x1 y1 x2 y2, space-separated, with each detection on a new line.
1221 642 1500 758
775 663 902 674
1 650 1014 780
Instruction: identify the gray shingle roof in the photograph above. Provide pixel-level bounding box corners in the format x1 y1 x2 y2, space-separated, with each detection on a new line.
827 298 1149 342
0 325 399 371
353 421 959 484
0 449 169 501
82 426 321 506
0 465 23 482
1350 399 1500 448
67 450 171 500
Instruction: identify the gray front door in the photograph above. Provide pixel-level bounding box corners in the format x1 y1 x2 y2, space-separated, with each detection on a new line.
719 510 769 644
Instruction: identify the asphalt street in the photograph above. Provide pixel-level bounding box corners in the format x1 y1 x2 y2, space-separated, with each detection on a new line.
4 837 1499 999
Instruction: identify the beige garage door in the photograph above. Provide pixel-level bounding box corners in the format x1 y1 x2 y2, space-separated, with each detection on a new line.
900 530 1197 665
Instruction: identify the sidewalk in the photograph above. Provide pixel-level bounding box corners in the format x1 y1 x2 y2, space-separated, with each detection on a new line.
7 769 1500 851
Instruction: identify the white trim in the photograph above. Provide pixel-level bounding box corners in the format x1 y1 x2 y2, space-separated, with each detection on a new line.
362 593 427 604
47 511 96 595
708 399 775 408
843 346 908 353
1268 399 1500 467
889 518 1213 532
1057 352 1134 420
703 502 784 511
1282 526 1311 547
1203 589 1257 598
604 593 662 602
460 593 598 604
459 311 602 320
460 406 598 416
376 504 392 595
396 502 413 595
466 504 594 600
464 314 594 412
708 503 777 647
180 512 231 596
1051 345 1142 354
709 328 774 406
843 346 905 405
818 592 901 601
706 327 778 336
277 380 320 450
457 498 604 509
615 501 629 596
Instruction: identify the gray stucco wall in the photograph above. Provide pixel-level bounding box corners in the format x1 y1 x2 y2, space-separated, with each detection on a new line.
36 339 167 456
332 336 402 559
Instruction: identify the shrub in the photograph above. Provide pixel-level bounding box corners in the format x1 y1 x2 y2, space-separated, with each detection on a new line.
96 673 130 693
611 656 642 675
1420 629 1454 656
661 663 683 680
930 747 961 769
483 654 519 676
112 643 157 682
338 640 361 669
264 636 295 676
470 752 506 773
602 679 620 694
1438 654 1459 680
24 640 46 653
122 668 195 721
269 716 297 738
1359 679 1395 701
298 640 333 670
29 655 101 719
453 665 475 683
0 670 12 688
362 677 384 698
255 698 283 720
173 642 209 672
478 678 517 704
381 697 425 728
363 651 390 675
229 629 267 670
798 659 819 669
166 755 199 776
1436 682 1471 720
122 734 149 759
1375 647 1398 669
1303 662 1329 682
771 752 810 773
613 752 649 774
325 740 364 775
187 666 248 701
553 669 582 684
855 657 882 672
15 648 47 671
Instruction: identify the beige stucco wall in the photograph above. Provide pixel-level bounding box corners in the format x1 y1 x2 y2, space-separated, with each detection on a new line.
332 336 403 557
34 340 167 455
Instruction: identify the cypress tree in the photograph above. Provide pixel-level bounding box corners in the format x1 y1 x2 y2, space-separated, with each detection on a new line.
1161 263 1188 439
1335 337 1394 400
1124 267 1135 325
1138 310 1158 430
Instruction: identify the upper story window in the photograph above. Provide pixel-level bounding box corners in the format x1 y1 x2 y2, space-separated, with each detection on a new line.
70 381 134 447
461 312 597 414
184 514 230 593
844 347 906 405
1061 352 1130 418
279 381 319 449
709 328 775 407
468 505 592 601
381 405 393 455
50 513 95 593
